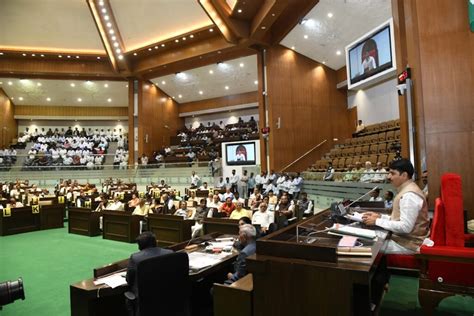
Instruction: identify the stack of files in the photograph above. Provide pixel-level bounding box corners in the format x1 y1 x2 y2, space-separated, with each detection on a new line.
336 236 373 257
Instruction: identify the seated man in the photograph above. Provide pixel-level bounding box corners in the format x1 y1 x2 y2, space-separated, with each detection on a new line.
297 192 313 215
372 162 387 183
275 195 295 227
360 161 374 183
369 188 383 202
132 199 151 216
106 196 125 211
226 224 257 284
126 232 173 303
174 201 195 219
362 159 429 254
217 197 235 217
323 162 335 181
229 201 252 220
252 202 274 235
191 199 209 238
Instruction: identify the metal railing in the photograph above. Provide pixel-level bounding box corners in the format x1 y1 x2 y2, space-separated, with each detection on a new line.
280 139 327 173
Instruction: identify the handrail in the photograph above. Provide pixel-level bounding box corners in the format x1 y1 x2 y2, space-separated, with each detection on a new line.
280 139 327 173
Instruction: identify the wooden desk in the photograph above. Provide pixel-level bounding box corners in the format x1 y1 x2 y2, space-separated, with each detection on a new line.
147 214 194 247
70 233 237 316
214 274 253 316
102 211 140 243
247 210 388 316
203 217 240 235
0 204 64 236
68 207 101 237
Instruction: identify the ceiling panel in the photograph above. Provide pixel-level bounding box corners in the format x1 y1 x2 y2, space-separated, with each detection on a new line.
0 0 105 53
110 0 213 52
151 55 258 103
0 78 128 107
280 0 392 70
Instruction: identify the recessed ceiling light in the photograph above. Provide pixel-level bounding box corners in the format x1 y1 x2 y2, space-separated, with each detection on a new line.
104 83 108 88
118 55 123 60
18 97 23 101
148 48 152 51
70 83 75 87
183 37 187 41
37 82 42 86
115 48 121 54
113 42 119 47
161 81 166 85
254 80 258 85
99 1 104 6
239 63 244 67
178 94 182 98
327 12 333 18
8 81 13 85
67 55 71 58
97 56 101 59
154 46 158 49
133 52 137 56
225 86 229 90
31 54 36 57
76 56 80 59
189 35 194 38
126 84 128 88
109 29 114 34
291 46 295 50
104 15 109 21
336 50 341 55
101 8 107 13
86 81 92 84
0 53 3 55
322 61 326 64
46 97 51 102
272 13 275 16
111 36 116 41
209 70 214 74
237 9 242 13
304 35 308 39
107 98 112 102
40 54 45 57
22 53 27 56
58 55 62 58
106 22 112 28
161 44 165 47
175 39 179 43
0 82 2 85
209 28 213 32
77 98 82 102
199 91 203 95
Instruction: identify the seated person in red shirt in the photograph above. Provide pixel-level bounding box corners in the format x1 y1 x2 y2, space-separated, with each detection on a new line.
215 197 235 217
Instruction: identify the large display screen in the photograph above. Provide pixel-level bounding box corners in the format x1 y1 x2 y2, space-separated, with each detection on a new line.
225 142 256 166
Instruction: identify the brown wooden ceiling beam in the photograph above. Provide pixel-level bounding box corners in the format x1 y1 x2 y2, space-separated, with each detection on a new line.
250 0 288 41
86 0 130 74
0 58 122 80
270 0 319 44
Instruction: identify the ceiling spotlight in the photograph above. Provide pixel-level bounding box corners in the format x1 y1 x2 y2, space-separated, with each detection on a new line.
291 46 295 50
261 26 266 29
239 63 244 67
58 55 62 58
148 48 152 51
8 81 13 85
40 54 45 57
327 12 333 18
104 83 109 88
254 80 258 85
99 1 104 6
46 97 51 102
77 98 82 102
118 55 124 60
133 52 137 56
111 36 117 41
70 83 75 87
322 61 326 64
0 52 3 55
37 82 42 86
31 54 36 57
154 46 158 49
109 29 114 34
101 8 107 14
67 55 71 58
209 28 214 32
18 97 24 101
97 56 101 59
175 39 179 43
106 22 112 28
113 42 119 47
199 91 203 95
299 18 308 25
336 50 341 55
304 35 308 39
189 35 194 38
104 15 109 21
209 70 214 74
76 56 80 59
161 81 166 85
115 48 121 54
237 9 242 13
22 53 27 56
182 37 186 40
178 94 182 98
86 81 92 84
107 98 112 102
225 86 229 90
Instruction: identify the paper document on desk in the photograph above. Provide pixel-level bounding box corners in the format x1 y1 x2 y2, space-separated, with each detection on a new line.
345 212 364 223
188 252 230 270
209 241 234 248
93 271 127 288
329 224 377 240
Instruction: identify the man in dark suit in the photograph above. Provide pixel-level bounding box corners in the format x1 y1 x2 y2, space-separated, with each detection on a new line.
226 224 257 284
126 232 173 296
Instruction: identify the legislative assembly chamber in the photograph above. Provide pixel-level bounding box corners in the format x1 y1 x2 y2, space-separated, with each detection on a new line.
0 0 473 315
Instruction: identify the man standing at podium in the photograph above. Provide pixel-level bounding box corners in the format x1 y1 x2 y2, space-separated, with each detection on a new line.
362 159 430 254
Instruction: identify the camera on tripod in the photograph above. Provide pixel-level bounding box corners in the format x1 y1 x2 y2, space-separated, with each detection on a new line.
0 278 25 310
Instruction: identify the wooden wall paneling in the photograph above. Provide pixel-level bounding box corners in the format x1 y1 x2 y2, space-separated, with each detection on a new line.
413 0 474 217
178 91 258 114
14 105 128 117
128 79 135 164
336 66 347 84
257 51 267 172
265 46 350 172
0 88 18 147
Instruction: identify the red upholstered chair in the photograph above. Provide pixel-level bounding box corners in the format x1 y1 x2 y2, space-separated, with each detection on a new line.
418 173 474 314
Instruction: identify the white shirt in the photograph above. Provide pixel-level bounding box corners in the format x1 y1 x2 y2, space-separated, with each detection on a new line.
372 168 387 182
230 174 239 185
360 169 374 183
190 174 200 186
252 211 274 229
375 192 423 234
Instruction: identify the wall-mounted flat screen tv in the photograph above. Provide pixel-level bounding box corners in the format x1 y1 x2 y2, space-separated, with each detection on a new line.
225 142 256 166
346 19 397 90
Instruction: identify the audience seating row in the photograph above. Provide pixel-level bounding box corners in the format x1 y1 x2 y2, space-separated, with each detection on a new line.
357 119 400 136
343 130 400 147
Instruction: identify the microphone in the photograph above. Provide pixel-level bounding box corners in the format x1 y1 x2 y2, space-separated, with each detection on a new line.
331 186 379 221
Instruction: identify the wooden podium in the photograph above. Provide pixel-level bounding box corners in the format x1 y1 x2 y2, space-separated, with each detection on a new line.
0 204 64 236
247 210 388 316
68 207 101 237
102 211 140 243
147 214 194 247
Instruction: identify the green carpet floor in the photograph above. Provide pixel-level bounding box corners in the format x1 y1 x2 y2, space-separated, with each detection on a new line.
0 226 472 315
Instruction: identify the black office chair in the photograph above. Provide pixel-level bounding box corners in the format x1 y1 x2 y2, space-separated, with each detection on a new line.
125 252 190 316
